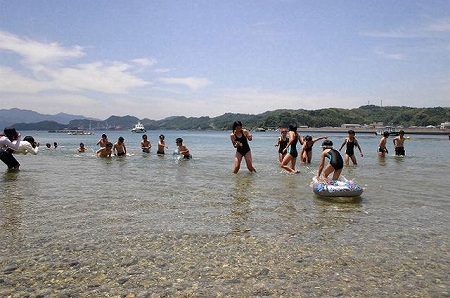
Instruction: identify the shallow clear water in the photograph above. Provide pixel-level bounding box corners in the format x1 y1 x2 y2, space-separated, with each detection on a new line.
1 130 449 297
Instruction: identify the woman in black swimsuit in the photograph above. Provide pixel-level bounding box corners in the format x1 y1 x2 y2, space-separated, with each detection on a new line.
230 121 256 174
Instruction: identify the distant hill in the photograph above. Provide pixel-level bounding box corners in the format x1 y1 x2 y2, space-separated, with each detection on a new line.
0 108 99 129
5 105 450 131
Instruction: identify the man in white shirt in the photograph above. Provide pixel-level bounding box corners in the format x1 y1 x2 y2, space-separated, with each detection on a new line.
0 127 21 170
13 136 39 155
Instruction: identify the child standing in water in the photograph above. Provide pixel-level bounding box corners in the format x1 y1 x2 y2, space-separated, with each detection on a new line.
230 121 256 173
378 131 389 157
96 134 108 147
157 134 168 155
339 130 363 165
301 135 327 163
393 130 406 156
113 137 127 156
281 124 303 173
141 134 151 153
275 128 289 163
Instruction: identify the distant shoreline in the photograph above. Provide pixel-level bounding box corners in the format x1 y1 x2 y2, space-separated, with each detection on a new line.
294 127 450 135
43 127 450 135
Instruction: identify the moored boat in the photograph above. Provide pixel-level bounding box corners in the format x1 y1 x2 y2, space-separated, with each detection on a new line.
375 126 400 136
131 122 146 133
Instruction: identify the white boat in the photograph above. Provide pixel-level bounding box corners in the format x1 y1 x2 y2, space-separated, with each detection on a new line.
131 122 146 133
375 126 400 136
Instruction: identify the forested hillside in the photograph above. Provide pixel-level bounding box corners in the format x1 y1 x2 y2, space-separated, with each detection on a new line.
11 105 450 131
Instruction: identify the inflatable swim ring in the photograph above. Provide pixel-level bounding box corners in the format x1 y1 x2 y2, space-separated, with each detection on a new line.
173 150 192 161
312 177 363 197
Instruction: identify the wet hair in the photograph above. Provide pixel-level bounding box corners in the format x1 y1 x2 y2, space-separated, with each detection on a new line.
118 137 124 142
4 127 19 140
106 142 113 148
288 124 297 132
232 121 243 133
321 139 333 148
79 142 85 147
348 130 355 135
102 134 107 138
142 134 147 139
305 135 312 141
46 143 51 148
23 136 36 148
53 142 58 147
176 138 183 144
399 130 405 135
159 134 165 139
383 131 390 137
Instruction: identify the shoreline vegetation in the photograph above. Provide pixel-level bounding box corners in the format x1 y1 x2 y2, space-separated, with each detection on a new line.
45 127 450 135
7 105 450 134
289 127 450 135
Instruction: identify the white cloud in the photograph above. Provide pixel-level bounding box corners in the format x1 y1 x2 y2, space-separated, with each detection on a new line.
131 58 157 67
426 19 450 32
0 29 84 65
374 48 404 60
42 62 150 93
0 30 150 94
158 77 211 90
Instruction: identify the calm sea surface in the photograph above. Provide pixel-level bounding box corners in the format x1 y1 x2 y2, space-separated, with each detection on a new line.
1 130 449 297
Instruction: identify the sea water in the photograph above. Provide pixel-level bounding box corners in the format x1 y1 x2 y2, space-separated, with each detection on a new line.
1 130 449 297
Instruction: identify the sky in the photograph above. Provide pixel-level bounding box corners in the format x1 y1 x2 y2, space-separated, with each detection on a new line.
0 0 449 120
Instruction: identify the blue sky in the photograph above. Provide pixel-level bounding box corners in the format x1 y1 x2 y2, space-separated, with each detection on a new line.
0 0 449 120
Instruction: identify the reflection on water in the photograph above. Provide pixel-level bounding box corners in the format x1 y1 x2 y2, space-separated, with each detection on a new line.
230 174 254 234
1 172 24 251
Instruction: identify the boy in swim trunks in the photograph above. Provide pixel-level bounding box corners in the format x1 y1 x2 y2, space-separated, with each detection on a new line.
339 130 363 165
141 134 151 153
393 130 406 156
378 131 389 157
113 137 127 156
175 138 191 159
96 142 113 157
316 140 344 181
157 134 167 155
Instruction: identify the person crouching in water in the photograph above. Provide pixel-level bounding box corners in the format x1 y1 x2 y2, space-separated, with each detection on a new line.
13 136 39 155
175 138 191 159
316 140 344 181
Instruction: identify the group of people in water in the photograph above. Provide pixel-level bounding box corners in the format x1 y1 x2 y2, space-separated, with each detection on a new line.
91 133 190 159
1 123 407 178
231 121 407 181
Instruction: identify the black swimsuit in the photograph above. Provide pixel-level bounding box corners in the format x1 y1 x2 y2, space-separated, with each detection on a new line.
235 133 251 156
278 138 289 153
345 140 356 157
325 149 343 170
287 134 299 158
304 142 313 153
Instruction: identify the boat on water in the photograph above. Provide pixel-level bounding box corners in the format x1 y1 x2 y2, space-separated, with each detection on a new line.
67 130 94 135
375 126 401 136
131 122 146 133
